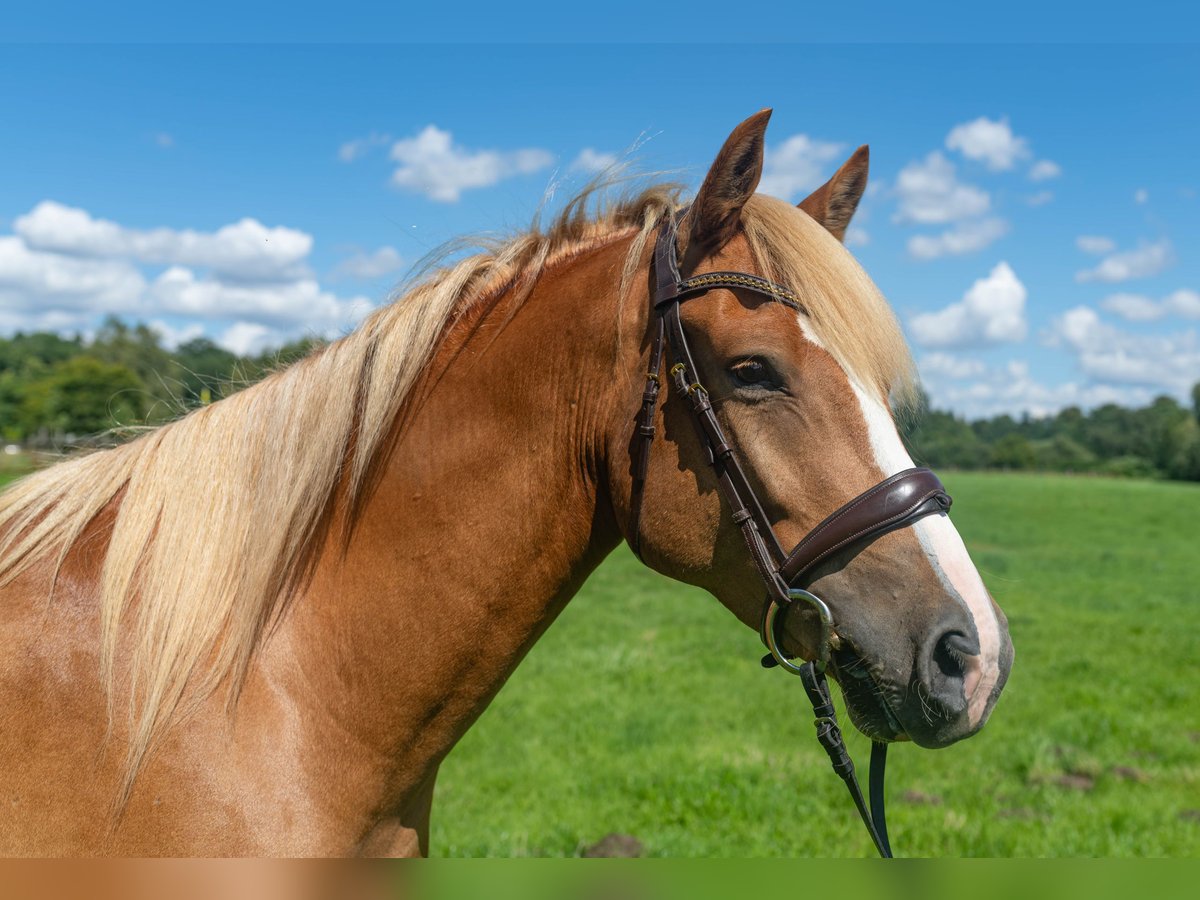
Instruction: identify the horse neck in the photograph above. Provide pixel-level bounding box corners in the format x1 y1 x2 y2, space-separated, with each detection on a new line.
275 234 644 802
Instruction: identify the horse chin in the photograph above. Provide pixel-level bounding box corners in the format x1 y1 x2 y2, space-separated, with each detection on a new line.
829 646 908 743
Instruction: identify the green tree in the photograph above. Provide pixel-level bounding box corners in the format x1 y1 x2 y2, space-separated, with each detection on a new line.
0 331 83 376
991 433 1036 470
20 356 143 442
908 410 992 469
1033 435 1097 473
90 317 181 421
1166 418 1200 481
171 337 240 403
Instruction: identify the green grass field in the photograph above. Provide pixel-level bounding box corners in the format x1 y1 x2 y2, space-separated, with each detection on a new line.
2 466 1196 856
431 472 1200 857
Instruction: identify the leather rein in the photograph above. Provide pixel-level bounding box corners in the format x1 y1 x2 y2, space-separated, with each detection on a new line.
628 209 953 858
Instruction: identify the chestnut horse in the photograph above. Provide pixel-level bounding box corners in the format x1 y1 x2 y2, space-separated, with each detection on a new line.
0 111 1012 856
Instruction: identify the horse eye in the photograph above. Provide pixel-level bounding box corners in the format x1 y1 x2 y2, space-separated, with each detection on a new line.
730 358 775 388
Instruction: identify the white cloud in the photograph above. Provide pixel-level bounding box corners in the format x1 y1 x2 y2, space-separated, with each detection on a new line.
154 132 175 149
758 134 846 201
338 132 392 163
1075 238 1173 283
1052 305 1200 393
1167 288 1200 319
148 319 204 350
945 117 1030 171
0 306 107 336
909 262 1028 348
845 226 869 247
388 125 554 202
907 217 1008 260
1029 159 1061 181
14 201 313 281
1026 190 1054 206
217 321 286 356
332 245 404 280
893 152 990 224
926 364 1159 419
1076 235 1116 255
148 266 374 330
1 202 378 357
569 148 619 174
1101 288 1200 322
1134 188 1149 204
919 352 987 380
0 234 146 313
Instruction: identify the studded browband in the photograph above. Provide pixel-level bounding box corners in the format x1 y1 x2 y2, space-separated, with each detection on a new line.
627 207 954 858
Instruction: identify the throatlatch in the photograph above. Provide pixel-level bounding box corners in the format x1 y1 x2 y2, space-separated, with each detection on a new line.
629 208 953 858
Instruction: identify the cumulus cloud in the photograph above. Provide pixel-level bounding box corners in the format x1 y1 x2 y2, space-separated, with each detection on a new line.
1025 190 1054 206
338 132 392 163
148 266 373 330
1076 235 1116 255
1052 305 1200 393
388 125 554 202
757 134 846 201
332 246 404 281
1029 160 1061 181
1100 288 1200 322
907 217 1008 260
1 201 378 358
918 352 987 380
945 117 1030 171
909 262 1028 348
845 226 869 248
893 152 990 224
925 361 1159 419
0 234 146 312
148 319 204 350
1075 238 1173 283
218 321 288 356
14 201 313 281
569 148 619 174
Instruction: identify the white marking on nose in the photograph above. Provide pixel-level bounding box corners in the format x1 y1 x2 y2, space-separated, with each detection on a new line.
847 380 1002 727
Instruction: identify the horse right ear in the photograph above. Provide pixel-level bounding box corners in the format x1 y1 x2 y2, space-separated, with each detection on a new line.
798 145 869 242
681 109 772 264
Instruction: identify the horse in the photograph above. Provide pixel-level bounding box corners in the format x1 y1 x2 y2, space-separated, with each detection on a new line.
0 110 1012 856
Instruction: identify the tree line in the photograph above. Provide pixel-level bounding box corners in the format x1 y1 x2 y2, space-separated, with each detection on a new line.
901 386 1200 482
0 318 319 447
2 318 1199 482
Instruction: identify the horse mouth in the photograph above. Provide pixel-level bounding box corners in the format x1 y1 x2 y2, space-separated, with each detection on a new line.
830 645 906 742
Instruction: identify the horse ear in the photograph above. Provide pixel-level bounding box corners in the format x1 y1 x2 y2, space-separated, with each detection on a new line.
798 145 869 242
682 109 772 262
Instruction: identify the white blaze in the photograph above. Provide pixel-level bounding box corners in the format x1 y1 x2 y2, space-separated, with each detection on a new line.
848 380 1002 726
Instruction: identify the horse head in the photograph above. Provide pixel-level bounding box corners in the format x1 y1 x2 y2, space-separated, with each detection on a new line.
619 111 1013 749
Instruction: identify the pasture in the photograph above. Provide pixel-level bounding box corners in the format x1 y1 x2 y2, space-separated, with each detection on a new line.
432 472 1200 856
1 467 1194 856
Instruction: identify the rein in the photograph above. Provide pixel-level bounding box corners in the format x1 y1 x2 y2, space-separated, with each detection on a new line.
628 209 953 858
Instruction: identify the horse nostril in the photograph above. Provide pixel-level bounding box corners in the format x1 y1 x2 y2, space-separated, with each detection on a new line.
932 631 974 681
923 629 980 718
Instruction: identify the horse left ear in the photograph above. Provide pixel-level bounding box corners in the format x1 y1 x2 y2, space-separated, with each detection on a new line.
798 145 869 242
682 109 772 263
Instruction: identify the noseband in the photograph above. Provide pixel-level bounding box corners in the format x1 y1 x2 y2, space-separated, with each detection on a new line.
628 209 953 858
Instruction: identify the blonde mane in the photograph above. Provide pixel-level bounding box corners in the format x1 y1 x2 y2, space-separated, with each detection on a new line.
0 182 913 798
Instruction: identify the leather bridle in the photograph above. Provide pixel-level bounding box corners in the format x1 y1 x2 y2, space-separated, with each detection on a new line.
628 208 954 858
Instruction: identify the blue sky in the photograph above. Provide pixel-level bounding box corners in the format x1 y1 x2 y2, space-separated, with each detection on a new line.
1 41 1196 417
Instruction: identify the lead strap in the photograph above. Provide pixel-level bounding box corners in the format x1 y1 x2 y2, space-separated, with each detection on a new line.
799 661 892 858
